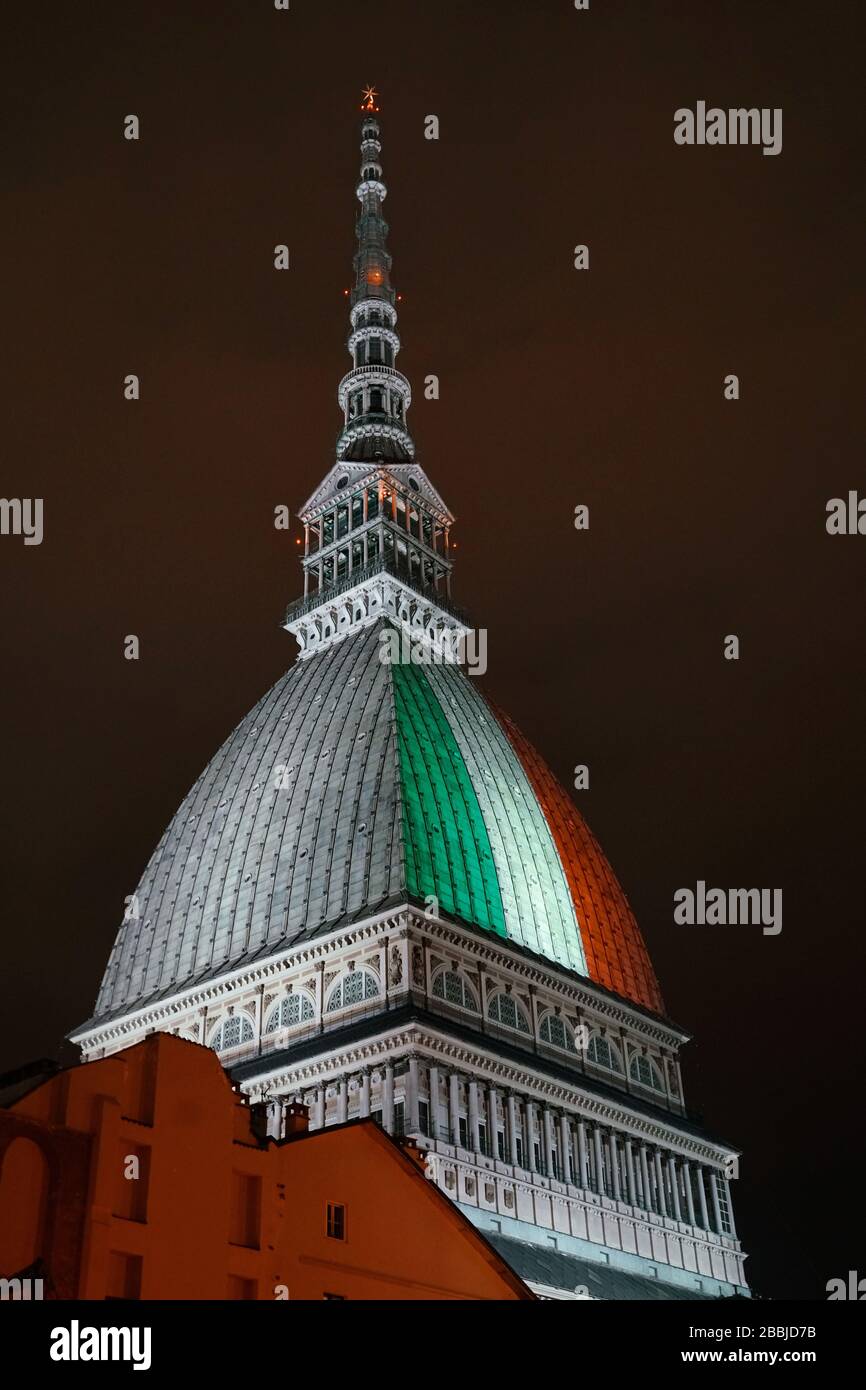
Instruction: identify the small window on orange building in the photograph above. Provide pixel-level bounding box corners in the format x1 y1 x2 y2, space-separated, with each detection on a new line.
326 1202 346 1241
113 1141 150 1222
105 1251 142 1300
227 1275 258 1300
229 1172 262 1249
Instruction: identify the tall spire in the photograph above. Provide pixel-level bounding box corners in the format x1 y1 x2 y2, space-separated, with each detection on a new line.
337 91 414 464
283 93 466 663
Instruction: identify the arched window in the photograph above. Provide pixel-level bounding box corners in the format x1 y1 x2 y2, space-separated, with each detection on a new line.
586 1033 624 1074
539 1013 574 1052
326 969 379 1013
432 969 478 1012
264 992 315 1035
629 1052 665 1092
487 992 531 1034
211 1014 254 1051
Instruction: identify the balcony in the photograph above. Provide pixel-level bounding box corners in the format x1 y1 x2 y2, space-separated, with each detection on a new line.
283 554 469 627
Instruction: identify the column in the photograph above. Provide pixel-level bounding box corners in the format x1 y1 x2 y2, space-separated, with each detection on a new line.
640 1145 653 1213
359 1070 371 1118
696 1166 710 1230
709 1169 724 1235
625 1139 637 1206
525 1101 537 1171
668 1155 681 1221
449 1072 461 1145
487 1086 499 1158
314 1087 326 1130
543 1108 555 1178
468 1080 481 1152
577 1120 590 1189
338 1077 348 1124
593 1125 606 1196
383 1063 394 1131
609 1132 621 1200
654 1150 668 1217
683 1161 697 1226
507 1093 520 1166
428 1064 440 1139
559 1114 572 1183
407 1055 420 1134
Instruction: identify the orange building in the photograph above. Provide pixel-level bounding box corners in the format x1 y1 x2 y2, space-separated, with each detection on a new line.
0 1034 530 1301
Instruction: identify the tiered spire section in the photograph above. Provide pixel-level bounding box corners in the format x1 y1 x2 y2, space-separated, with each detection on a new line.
338 98 414 464
284 93 467 663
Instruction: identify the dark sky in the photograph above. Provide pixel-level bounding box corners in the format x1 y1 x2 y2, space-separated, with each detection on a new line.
3 1 864 1300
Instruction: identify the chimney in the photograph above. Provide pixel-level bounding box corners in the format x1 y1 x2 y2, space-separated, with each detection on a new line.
283 1101 309 1137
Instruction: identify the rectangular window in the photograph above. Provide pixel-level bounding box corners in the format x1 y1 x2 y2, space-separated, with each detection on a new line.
393 1100 405 1136
104 1251 142 1301
418 1100 430 1137
326 1202 346 1241
478 1122 487 1155
497 1131 505 1161
715 1179 733 1235
370 1108 382 1127
229 1172 261 1249
515 1137 524 1167
458 1116 468 1147
227 1275 257 1300
113 1141 150 1222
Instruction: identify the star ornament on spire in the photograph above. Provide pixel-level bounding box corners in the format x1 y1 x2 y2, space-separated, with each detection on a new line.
361 85 380 112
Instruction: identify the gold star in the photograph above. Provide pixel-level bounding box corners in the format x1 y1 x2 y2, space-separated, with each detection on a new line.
361 85 379 112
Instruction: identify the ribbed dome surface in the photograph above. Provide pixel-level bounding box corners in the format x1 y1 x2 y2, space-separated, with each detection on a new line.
94 620 662 1022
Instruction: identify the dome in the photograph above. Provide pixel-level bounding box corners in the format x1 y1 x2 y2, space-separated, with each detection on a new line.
93 620 663 1025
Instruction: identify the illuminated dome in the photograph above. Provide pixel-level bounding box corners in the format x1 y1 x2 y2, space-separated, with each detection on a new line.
94 618 661 1023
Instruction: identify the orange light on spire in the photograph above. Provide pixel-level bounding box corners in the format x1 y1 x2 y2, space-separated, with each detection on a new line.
361 85 380 112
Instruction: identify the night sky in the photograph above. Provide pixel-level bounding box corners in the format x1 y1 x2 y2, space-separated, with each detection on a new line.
3 1 864 1301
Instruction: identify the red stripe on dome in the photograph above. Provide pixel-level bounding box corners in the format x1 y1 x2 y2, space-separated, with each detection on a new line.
493 706 664 1016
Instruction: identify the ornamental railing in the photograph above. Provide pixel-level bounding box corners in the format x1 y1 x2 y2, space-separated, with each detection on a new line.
282 554 469 627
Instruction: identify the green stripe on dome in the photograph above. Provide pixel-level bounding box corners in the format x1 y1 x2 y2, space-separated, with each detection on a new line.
392 659 506 936
424 662 587 976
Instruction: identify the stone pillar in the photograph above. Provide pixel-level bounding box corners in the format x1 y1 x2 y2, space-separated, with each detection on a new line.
559 1114 571 1183
525 1101 537 1171
609 1132 621 1200
383 1063 394 1132
577 1120 590 1190
654 1150 668 1217
428 1064 440 1139
668 1155 681 1221
449 1072 461 1145
314 1087 326 1130
507 1093 520 1166
468 1080 481 1153
338 1077 348 1124
487 1086 499 1158
543 1108 555 1178
696 1166 710 1230
593 1125 606 1196
683 1161 697 1225
709 1169 724 1235
625 1140 637 1205
407 1055 420 1133
359 1070 371 1118
640 1145 653 1212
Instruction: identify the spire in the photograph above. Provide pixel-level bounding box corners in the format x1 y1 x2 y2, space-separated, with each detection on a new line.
283 93 467 663
337 91 414 464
